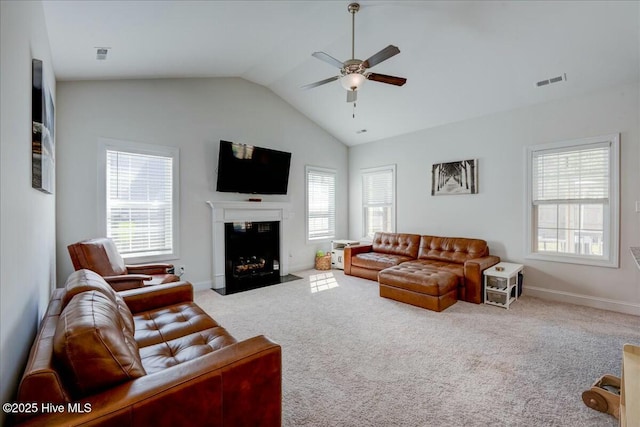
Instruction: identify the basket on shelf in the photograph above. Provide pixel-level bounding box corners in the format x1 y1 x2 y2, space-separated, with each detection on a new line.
315 254 331 270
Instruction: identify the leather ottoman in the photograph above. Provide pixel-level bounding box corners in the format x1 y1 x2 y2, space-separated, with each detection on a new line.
378 263 458 312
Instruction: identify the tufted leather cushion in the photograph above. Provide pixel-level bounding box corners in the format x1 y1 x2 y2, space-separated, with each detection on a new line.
372 232 421 258
63 269 136 335
53 291 146 397
378 264 458 296
134 302 220 348
351 252 414 271
139 326 238 374
418 236 488 263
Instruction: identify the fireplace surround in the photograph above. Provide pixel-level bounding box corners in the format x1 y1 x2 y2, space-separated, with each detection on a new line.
207 201 292 293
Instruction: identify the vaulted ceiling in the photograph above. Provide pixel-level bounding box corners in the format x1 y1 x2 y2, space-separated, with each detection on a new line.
42 1 640 146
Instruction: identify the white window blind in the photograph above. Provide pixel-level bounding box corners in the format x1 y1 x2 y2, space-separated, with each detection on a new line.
533 144 609 203
362 165 395 239
106 150 174 258
526 134 619 268
306 166 336 241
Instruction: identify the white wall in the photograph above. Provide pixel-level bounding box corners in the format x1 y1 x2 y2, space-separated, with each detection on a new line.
0 0 57 422
56 78 348 287
349 82 640 315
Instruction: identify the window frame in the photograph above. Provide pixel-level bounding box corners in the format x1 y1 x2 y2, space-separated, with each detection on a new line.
305 165 337 243
98 137 180 263
524 134 619 268
361 164 397 240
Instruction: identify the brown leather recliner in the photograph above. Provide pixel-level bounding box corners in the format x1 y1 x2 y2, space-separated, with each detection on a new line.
67 237 180 291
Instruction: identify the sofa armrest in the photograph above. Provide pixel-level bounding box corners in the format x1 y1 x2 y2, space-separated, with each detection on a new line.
102 274 152 291
119 281 194 313
344 244 373 275
126 263 174 274
463 255 501 304
13 335 282 427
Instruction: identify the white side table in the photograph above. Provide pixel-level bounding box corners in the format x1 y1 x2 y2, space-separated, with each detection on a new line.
331 240 360 270
483 262 524 309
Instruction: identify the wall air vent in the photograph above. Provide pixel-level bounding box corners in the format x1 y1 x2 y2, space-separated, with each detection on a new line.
536 73 567 87
95 47 110 60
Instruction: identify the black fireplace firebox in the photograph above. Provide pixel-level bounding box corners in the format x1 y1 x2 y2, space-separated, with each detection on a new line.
222 221 280 294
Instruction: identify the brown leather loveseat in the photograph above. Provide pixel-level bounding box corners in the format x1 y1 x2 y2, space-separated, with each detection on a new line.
345 232 500 311
11 269 281 426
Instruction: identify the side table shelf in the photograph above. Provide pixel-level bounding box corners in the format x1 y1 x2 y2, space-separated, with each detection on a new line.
483 262 524 309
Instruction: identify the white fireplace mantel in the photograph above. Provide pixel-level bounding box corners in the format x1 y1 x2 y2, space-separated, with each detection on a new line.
206 201 292 289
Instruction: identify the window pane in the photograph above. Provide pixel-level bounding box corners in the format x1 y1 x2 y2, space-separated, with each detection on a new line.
537 228 559 252
537 204 557 228
364 206 392 238
582 204 604 232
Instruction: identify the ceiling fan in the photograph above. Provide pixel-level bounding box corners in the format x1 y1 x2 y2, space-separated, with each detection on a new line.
303 2 407 103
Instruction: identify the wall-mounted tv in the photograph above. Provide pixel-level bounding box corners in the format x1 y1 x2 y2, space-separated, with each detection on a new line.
216 140 292 195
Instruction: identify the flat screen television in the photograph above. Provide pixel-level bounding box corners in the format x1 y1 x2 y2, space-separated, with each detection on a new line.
216 140 292 195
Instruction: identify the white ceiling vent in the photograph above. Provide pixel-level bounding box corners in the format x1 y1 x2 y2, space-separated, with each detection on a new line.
536 73 567 87
95 47 110 60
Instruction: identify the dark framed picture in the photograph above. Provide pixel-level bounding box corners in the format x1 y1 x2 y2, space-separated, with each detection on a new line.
32 58 55 194
431 159 478 195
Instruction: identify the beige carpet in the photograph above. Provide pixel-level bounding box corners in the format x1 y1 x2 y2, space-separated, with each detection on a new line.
195 269 640 427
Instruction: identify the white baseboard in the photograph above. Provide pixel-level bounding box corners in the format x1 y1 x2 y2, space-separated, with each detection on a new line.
192 280 213 291
524 286 640 316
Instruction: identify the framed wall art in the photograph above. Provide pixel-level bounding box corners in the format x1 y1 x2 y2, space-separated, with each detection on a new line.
32 58 55 194
431 159 478 196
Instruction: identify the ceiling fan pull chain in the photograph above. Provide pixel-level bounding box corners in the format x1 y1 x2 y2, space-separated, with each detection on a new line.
353 102 356 119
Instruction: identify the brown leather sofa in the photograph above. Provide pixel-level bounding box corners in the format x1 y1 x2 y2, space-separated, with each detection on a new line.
68 237 180 291
11 269 281 427
345 232 500 310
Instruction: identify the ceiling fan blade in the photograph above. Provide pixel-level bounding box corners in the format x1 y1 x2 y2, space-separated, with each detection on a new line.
362 45 401 69
312 51 344 69
367 73 407 86
302 76 339 89
346 90 357 103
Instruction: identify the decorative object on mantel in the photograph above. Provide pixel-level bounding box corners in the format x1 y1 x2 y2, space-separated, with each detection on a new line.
431 159 478 196
32 58 55 194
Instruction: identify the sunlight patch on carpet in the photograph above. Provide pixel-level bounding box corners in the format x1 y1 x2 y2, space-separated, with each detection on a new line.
309 272 339 293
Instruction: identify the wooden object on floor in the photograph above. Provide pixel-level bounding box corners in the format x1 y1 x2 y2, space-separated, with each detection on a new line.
621 343 640 427
581 374 620 419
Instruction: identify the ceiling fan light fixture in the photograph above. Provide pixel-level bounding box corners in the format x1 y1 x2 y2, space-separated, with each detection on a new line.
340 73 366 91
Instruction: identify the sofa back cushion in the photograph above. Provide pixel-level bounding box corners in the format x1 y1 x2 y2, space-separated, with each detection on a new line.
418 236 489 264
372 232 421 258
63 269 135 334
53 290 146 397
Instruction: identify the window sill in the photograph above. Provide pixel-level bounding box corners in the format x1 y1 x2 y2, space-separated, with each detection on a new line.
525 252 618 268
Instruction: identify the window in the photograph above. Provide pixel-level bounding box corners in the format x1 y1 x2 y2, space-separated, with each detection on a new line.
362 165 396 239
306 166 336 241
98 138 179 262
525 134 619 267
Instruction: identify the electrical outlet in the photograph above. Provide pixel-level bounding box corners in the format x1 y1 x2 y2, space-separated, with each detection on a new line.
179 265 185 276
